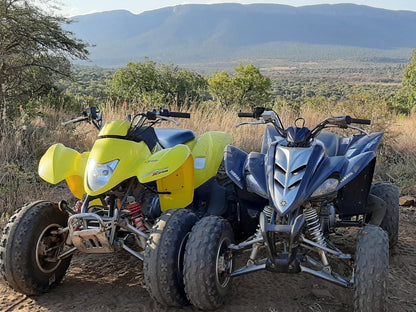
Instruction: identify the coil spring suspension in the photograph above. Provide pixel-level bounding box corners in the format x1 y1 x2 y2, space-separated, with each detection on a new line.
128 203 146 231
304 207 326 247
263 205 274 222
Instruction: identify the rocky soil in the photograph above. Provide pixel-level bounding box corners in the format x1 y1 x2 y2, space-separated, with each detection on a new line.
0 205 415 312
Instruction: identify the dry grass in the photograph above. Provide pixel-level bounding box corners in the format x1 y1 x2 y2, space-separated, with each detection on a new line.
1 103 415 216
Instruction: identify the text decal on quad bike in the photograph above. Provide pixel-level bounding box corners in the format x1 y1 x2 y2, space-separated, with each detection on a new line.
144 167 169 177
229 170 241 181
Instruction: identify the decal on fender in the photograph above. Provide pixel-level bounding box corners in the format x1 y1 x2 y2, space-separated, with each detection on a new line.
144 167 169 177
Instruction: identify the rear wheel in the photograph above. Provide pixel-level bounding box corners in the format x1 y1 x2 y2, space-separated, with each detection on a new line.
370 182 399 247
0 201 71 295
143 208 198 307
183 216 234 310
353 225 389 312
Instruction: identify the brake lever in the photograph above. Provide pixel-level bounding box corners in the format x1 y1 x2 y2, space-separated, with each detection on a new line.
157 115 180 126
61 116 88 126
236 120 265 128
347 125 369 135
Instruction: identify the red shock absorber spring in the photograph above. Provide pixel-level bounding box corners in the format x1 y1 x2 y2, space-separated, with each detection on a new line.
74 200 83 214
128 202 146 231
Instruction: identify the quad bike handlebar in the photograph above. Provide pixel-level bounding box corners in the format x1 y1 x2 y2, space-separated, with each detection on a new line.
62 107 190 131
351 118 371 125
326 115 371 128
142 109 190 123
61 115 89 126
237 107 372 146
238 107 271 119
61 107 102 130
144 109 190 119
160 110 190 119
237 112 255 118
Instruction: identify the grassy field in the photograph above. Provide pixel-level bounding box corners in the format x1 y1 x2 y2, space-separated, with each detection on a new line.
1 101 415 217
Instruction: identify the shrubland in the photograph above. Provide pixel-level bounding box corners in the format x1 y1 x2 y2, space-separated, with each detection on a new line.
2 2 416 218
1 95 416 217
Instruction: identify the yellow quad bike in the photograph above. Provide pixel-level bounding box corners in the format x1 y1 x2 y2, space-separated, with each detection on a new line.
0 107 232 300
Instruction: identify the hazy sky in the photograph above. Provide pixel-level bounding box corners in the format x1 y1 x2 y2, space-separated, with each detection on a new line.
54 1 416 17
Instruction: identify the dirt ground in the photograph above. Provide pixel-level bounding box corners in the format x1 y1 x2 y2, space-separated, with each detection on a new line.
0 205 415 312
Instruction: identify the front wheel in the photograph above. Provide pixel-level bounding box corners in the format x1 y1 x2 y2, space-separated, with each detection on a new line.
370 182 399 247
143 208 198 307
0 201 71 295
183 216 234 310
353 225 389 312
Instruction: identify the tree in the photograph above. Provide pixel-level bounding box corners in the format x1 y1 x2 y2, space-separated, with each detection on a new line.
106 61 207 107
207 71 235 107
0 0 89 119
208 64 271 108
399 49 416 113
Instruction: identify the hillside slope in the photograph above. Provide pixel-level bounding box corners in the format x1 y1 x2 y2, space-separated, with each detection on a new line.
67 3 416 66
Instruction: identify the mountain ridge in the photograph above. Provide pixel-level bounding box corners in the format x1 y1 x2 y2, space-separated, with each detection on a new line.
67 3 416 66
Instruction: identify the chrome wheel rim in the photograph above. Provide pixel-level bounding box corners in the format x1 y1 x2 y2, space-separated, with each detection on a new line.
216 237 232 288
35 223 63 273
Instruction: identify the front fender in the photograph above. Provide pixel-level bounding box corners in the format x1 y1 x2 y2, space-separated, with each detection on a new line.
337 151 376 189
157 156 195 211
224 145 247 189
137 144 192 183
38 144 89 199
138 144 194 211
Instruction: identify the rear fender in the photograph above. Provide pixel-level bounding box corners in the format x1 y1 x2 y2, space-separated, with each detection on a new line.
38 144 89 199
189 131 233 188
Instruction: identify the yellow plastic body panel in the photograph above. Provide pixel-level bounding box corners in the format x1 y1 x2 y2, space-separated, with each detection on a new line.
85 138 151 196
38 143 89 199
98 120 130 137
38 128 231 209
188 131 233 188
66 175 85 199
157 156 195 211
137 144 192 183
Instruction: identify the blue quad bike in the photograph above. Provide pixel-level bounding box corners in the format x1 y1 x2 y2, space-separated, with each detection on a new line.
183 107 399 312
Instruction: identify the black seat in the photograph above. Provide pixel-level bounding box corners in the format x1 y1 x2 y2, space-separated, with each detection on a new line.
316 132 340 156
155 128 195 148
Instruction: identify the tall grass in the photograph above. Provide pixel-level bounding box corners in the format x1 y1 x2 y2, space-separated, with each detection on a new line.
0 108 92 217
1 102 415 217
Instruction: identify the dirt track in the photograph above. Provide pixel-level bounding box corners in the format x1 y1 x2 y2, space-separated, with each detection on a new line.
1 205 415 312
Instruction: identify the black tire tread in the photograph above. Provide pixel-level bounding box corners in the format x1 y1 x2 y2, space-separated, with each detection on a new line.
184 215 234 310
143 208 198 307
354 225 389 312
0 201 71 295
370 182 399 247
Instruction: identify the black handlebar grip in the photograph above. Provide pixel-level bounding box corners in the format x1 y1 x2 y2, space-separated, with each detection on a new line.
169 112 190 118
238 112 254 118
350 118 371 125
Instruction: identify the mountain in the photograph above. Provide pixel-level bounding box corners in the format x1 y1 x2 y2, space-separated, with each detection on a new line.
67 3 416 66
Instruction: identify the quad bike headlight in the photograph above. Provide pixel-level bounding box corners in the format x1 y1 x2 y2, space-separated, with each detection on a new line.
311 178 339 198
87 158 119 192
